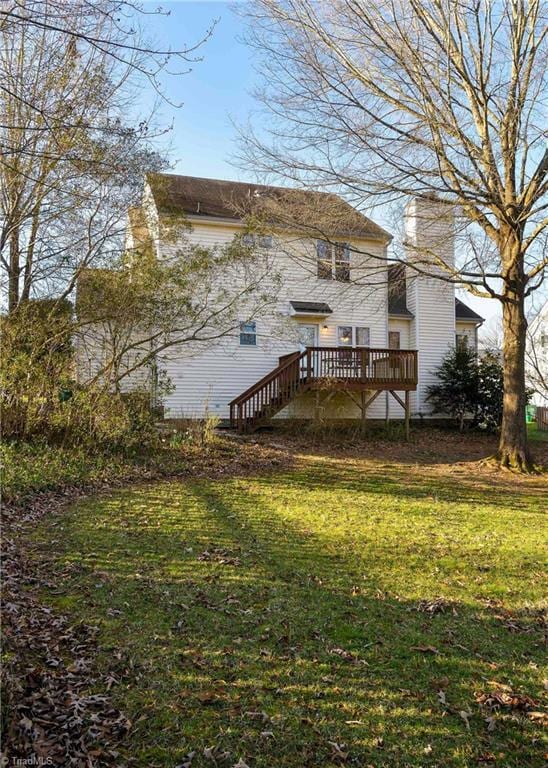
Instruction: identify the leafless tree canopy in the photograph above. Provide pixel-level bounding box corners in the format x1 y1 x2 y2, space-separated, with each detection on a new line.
238 0 547 469
0 0 212 310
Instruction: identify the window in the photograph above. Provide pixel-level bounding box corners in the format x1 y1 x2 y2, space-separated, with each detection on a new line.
337 326 353 346
388 331 401 350
240 320 257 346
258 234 273 249
242 233 272 249
335 243 351 282
355 327 370 347
316 240 351 281
456 333 468 349
316 240 331 279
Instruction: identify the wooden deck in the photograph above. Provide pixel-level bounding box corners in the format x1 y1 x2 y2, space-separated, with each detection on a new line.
229 347 418 433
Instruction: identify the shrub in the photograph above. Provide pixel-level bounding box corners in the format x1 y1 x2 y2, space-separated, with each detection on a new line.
477 350 504 431
1 299 160 450
427 346 508 432
166 413 221 449
426 345 479 431
1 299 73 439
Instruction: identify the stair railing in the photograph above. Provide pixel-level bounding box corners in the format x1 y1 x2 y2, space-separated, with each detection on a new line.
229 350 306 431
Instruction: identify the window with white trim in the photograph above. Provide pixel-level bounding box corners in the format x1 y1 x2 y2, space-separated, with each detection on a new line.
388 331 400 350
242 233 273 249
317 240 351 281
355 327 370 347
335 243 351 281
337 326 353 346
455 333 468 349
337 326 370 347
240 320 257 346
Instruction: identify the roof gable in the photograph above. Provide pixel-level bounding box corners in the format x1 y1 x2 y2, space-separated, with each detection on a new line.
455 297 484 322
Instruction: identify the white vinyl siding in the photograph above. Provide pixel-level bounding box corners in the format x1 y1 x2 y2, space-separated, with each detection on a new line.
156 217 388 420
455 321 478 351
405 198 456 417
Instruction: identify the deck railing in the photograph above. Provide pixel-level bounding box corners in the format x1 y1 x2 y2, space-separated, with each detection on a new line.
302 347 418 386
229 347 418 431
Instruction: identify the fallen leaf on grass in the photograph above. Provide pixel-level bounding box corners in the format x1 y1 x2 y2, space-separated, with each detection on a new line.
459 710 472 730
176 751 196 768
411 645 439 654
527 711 548 726
244 710 270 722
328 646 366 664
204 745 231 761
328 741 348 761
416 598 457 616
475 687 538 711
197 689 227 705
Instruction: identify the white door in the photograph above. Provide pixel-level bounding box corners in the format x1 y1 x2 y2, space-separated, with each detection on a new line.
297 324 319 377
297 323 318 349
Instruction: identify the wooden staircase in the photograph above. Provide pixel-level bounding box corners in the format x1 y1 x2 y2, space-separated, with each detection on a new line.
229 351 309 432
229 347 418 433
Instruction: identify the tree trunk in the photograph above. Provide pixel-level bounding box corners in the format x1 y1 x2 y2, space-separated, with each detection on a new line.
498 248 532 471
8 227 20 313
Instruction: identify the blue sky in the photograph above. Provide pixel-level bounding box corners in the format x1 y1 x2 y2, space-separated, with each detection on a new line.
143 1 501 328
144 1 255 180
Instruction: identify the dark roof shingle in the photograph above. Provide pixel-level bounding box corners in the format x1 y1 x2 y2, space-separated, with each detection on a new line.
455 298 484 322
290 301 333 314
146 173 391 241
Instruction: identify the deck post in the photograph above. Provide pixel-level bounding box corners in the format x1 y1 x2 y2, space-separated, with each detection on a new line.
361 390 367 436
404 390 410 441
315 390 321 421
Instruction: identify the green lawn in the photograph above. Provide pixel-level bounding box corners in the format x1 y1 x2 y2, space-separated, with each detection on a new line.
32 444 547 767
528 422 548 442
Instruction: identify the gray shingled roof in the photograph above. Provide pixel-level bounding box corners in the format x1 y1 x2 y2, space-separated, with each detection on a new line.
290 301 333 314
455 298 484 322
146 173 391 241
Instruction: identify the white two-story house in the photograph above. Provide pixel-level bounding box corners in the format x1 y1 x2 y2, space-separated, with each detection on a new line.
112 173 484 431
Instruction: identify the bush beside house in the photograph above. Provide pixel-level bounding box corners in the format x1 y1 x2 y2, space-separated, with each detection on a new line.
426 346 507 432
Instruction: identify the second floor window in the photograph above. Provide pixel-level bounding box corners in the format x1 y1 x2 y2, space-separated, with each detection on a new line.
317 240 351 281
242 233 273 249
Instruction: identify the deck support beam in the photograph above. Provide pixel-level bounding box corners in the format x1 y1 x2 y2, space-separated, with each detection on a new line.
344 389 383 435
389 390 411 441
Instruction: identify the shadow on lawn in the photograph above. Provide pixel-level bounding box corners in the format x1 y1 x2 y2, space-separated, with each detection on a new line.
273 426 548 470
274 458 548 514
38 473 546 768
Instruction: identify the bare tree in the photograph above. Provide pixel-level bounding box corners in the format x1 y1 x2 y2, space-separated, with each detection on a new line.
238 0 547 470
0 0 210 311
75 230 281 393
526 301 548 403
